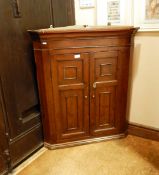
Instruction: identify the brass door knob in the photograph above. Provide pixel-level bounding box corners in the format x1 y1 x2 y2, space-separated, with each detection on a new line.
92 95 95 98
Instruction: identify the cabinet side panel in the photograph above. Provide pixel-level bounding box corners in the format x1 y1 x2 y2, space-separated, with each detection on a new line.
117 47 131 132
34 48 57 144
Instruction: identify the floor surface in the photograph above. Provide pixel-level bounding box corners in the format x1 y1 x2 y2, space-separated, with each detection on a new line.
17 135 159 175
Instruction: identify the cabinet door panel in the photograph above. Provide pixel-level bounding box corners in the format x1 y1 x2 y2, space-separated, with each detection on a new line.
90 51 119 136
59 89 87 138
95 86 116 129
58 60 83 85
51 53 89 142
95 51 118 82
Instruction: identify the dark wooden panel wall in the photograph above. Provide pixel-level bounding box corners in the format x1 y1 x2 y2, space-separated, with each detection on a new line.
51 0 75 27
0 0 52 168
0 81 9 175
0 0 75 173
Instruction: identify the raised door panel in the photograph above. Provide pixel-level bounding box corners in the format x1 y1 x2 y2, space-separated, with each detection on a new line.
0 0 51 167
90 51 119 136
0 0 51 139
94 87 116 130
60 90 86 137
51 53 89 142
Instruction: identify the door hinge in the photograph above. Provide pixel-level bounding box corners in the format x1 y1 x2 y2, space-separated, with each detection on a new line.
3 149 11 163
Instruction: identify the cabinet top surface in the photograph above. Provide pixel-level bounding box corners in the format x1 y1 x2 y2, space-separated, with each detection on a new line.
29 25 138 35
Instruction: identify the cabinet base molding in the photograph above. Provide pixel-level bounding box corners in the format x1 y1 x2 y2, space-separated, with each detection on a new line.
128 123 159 141
44 133 126 150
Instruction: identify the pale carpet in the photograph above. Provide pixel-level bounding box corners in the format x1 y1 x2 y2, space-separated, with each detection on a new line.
17 135 159 175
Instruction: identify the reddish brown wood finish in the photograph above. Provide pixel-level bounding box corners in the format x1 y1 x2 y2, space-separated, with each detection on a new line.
29 26 138 147
128 123 159 141
50 53 90 142
90 51 118 136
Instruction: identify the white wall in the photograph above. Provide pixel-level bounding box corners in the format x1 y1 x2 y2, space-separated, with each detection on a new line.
75 1 159 129
74 0 97 25
128 32 159 129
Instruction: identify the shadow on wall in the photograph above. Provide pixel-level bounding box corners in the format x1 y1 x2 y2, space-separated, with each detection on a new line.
126 42 141 122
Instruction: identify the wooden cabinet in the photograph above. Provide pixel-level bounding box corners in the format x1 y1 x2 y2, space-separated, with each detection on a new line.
29 26 138 149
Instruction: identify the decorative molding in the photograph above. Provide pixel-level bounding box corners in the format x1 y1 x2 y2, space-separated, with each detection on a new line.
64 66 77 80
19 105 40 124
9 123 41 144
9 125 43 167
128 122 159 141
44 133 126 149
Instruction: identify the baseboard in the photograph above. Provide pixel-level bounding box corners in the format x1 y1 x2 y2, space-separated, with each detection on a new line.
128 122 159 141
44 133 126 149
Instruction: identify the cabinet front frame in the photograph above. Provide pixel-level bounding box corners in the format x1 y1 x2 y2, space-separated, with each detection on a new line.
33 32 133 145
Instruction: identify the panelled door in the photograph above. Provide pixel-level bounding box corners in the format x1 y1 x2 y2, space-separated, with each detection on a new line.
0 113 8 175
51 0 75 27
0 81 9 175
51 53 90 141
90 51 120 136
0 0 52 166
